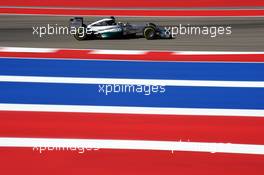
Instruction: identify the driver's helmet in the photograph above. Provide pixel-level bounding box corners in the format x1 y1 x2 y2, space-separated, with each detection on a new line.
109 16 116 25
110 16 116 22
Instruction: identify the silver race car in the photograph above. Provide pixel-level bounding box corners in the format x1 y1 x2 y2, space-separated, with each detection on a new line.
69 16 171 40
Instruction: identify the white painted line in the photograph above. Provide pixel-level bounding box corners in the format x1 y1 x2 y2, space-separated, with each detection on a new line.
89 49 148 55
174 51 264 55
0 75 264 88
1 137 264 155
1 47 263 55
0 103 263 117
0 47 58 53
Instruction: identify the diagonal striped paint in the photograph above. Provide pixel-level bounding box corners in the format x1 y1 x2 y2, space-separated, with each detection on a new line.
1 47 264 62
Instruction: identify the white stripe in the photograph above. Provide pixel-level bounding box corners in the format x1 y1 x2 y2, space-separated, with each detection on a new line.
0 47 58 53
174 51 264 55
0 103 263 117
1 47 263 55
0 75 264 88
1 137 264 155
89 49 147 55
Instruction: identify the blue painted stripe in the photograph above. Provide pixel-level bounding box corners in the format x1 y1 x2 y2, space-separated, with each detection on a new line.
0 82 263 109
0 58 263 81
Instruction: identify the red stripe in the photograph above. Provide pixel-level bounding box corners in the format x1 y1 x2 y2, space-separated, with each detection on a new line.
0 111 263 144
0 8 263 17
1 148 264 175
1 0 264 8
1 51 264 62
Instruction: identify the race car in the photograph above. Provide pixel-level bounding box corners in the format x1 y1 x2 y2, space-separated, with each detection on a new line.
69 16 171 40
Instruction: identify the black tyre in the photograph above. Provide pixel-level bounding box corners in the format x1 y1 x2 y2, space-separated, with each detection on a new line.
73 27 88 41
148 23 157 28
144 27 156 40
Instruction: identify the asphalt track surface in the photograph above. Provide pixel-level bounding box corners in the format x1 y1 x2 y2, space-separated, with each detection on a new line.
0 15 263 51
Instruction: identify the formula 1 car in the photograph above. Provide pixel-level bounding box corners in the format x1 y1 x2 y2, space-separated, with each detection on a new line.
69 16 171 40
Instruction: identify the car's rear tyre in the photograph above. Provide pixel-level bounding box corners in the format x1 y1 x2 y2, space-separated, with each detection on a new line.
73 27 89 41
144 27 156 40
73 24 92 41
148 23 157 28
